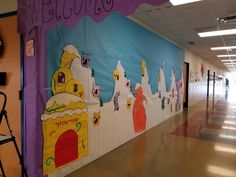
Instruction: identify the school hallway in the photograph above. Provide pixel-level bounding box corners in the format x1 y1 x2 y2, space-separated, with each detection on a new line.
1 1 236 177
67 84 236 177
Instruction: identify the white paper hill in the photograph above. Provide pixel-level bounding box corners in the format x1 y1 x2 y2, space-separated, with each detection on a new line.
141 61 152 97
157 66 166 98
112 60 133 100
70 58 99 104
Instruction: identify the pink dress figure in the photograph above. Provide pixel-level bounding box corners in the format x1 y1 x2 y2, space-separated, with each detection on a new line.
133 84 147 133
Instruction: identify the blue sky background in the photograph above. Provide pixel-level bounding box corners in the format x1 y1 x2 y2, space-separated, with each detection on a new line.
47 13 184 102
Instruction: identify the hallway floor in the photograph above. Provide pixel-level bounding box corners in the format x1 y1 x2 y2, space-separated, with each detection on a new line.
67 89 236 177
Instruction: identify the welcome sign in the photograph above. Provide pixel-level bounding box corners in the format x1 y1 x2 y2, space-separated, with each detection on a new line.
18 0 168 33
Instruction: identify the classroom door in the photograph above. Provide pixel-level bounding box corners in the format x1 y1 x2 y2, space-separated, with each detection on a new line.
183 62 189 108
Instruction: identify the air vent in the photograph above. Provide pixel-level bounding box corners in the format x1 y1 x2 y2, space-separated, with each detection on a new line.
217 15 236 24
188 41 195 45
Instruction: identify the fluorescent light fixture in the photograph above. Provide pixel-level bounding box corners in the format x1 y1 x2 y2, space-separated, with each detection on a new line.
208 165 236 176
211 46 236 50
217 54 236 58
198 29 236 37
222 126 236 130
219 134 236 140
221 59 236 62
214 145 236 154
170 0 202 6
224 63 236 65
222 115 236 118
223 121 234 125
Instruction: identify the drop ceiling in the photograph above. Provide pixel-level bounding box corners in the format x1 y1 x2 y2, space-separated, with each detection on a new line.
132 0 236 71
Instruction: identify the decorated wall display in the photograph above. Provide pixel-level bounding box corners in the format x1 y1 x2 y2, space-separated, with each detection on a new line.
22 12 184 177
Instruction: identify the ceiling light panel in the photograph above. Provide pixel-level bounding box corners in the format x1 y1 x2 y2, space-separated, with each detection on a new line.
211 46 236 50
224 63 236 65
198 29 236 37
221 59 236 62
217 54 236 58
170 0 202 6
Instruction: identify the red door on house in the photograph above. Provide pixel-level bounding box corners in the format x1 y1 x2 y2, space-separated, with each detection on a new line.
55 130 78 168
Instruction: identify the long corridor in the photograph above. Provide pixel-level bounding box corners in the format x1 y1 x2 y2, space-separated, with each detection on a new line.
67 86 236 177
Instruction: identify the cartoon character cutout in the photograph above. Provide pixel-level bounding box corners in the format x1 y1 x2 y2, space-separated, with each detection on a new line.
81 55 91 68
171 88 175 98
162 97 165 110
93 111 101 126
65 80 84 97
92 84 100 97
126 98 132 109
175 79 183 112
133 84 147 133
113 91 120 111
113 70 119 81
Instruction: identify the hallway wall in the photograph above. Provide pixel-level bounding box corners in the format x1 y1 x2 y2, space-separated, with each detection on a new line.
185 50 225 107
28 13 185 177
0 15 21 177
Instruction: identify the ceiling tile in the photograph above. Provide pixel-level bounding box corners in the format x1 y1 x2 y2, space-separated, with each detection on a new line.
133 0 236 70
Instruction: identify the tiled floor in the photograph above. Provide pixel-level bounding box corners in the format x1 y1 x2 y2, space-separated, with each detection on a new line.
67 88 236 177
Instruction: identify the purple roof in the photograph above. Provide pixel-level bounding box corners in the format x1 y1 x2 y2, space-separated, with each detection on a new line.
18 0 168 34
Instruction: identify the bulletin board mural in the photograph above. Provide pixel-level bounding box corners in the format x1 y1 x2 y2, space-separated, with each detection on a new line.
41 13 184 176
18 0 187 176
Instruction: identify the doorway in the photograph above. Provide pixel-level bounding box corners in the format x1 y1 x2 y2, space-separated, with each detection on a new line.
183 62 189 108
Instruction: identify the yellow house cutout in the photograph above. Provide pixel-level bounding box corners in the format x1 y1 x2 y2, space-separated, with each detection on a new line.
41 93 88 175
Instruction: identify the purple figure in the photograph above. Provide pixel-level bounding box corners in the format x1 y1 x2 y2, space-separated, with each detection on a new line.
113 91 120 111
